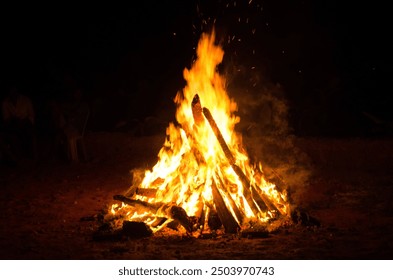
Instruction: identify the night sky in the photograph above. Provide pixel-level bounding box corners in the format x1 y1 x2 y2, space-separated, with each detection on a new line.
0 0 390 136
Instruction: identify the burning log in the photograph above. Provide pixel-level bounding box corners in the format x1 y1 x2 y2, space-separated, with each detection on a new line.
202 107 270 214
122 187 159 199
211 180 240 233
157 204 193 233
216 174 244 224
192 94 204 127
113 195 160 211
135 188 157 198
191 95 244 231
207 209 222 231
113 195 193 233
181 94 208 166
201 107 236 165
198 204 208 233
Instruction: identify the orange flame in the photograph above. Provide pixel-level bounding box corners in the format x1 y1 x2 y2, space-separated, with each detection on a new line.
111 31 289 233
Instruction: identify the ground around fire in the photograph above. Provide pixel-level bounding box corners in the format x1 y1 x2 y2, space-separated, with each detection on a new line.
1 132 392 259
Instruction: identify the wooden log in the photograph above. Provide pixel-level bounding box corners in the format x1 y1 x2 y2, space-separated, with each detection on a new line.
198 204 207 233
157 204 193 233
207 209 222 231
231 162 282 216
202 107 236 164
168 205 193 233
202 107 282 216
135 188 157 198
216 173 245 224
177 94 207 166
121 187 158 199
211 180 240 233
113 195 160 211
192 96 244 225
202 107 268 215
150 217 167 228
192 94 204 127
252 187 281 216
231 165 269 213
123 184 138 198
113 195 193 233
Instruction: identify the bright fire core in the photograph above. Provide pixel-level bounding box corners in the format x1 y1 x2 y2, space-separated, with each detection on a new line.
111 31 289 234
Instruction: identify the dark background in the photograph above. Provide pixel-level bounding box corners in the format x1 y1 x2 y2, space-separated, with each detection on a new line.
1 2 393 261
0 0 390 137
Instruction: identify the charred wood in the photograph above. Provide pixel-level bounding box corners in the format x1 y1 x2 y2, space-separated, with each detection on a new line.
211 181 240 233
202 107 236 164
151 217 167 228
202 107 269 215
113 195 193 232
216 173 244 224
113 195 160 211
207 209 222 231
158 204 193 233
192 94 204 127
135 188 158 198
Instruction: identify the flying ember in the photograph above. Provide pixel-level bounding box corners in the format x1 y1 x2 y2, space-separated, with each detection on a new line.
110 31 289 235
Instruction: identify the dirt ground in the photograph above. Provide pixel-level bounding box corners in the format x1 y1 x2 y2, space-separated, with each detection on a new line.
1 131 393 260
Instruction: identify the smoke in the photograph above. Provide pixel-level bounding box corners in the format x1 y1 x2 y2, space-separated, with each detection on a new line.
225 64 312 206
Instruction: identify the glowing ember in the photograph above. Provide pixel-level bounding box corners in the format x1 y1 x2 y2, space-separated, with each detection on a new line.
110 31 289 234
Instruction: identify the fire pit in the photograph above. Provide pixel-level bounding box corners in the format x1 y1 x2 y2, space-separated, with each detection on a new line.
105 31 291 237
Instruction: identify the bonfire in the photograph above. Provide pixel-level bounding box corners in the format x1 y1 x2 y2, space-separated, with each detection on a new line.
109 31 290 236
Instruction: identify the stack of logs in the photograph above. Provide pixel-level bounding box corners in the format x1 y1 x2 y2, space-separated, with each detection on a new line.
113 94 286 234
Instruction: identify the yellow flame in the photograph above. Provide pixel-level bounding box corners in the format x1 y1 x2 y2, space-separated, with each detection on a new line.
110 30 289 232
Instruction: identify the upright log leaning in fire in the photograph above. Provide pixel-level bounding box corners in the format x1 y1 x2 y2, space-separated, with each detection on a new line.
202 106 281 217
